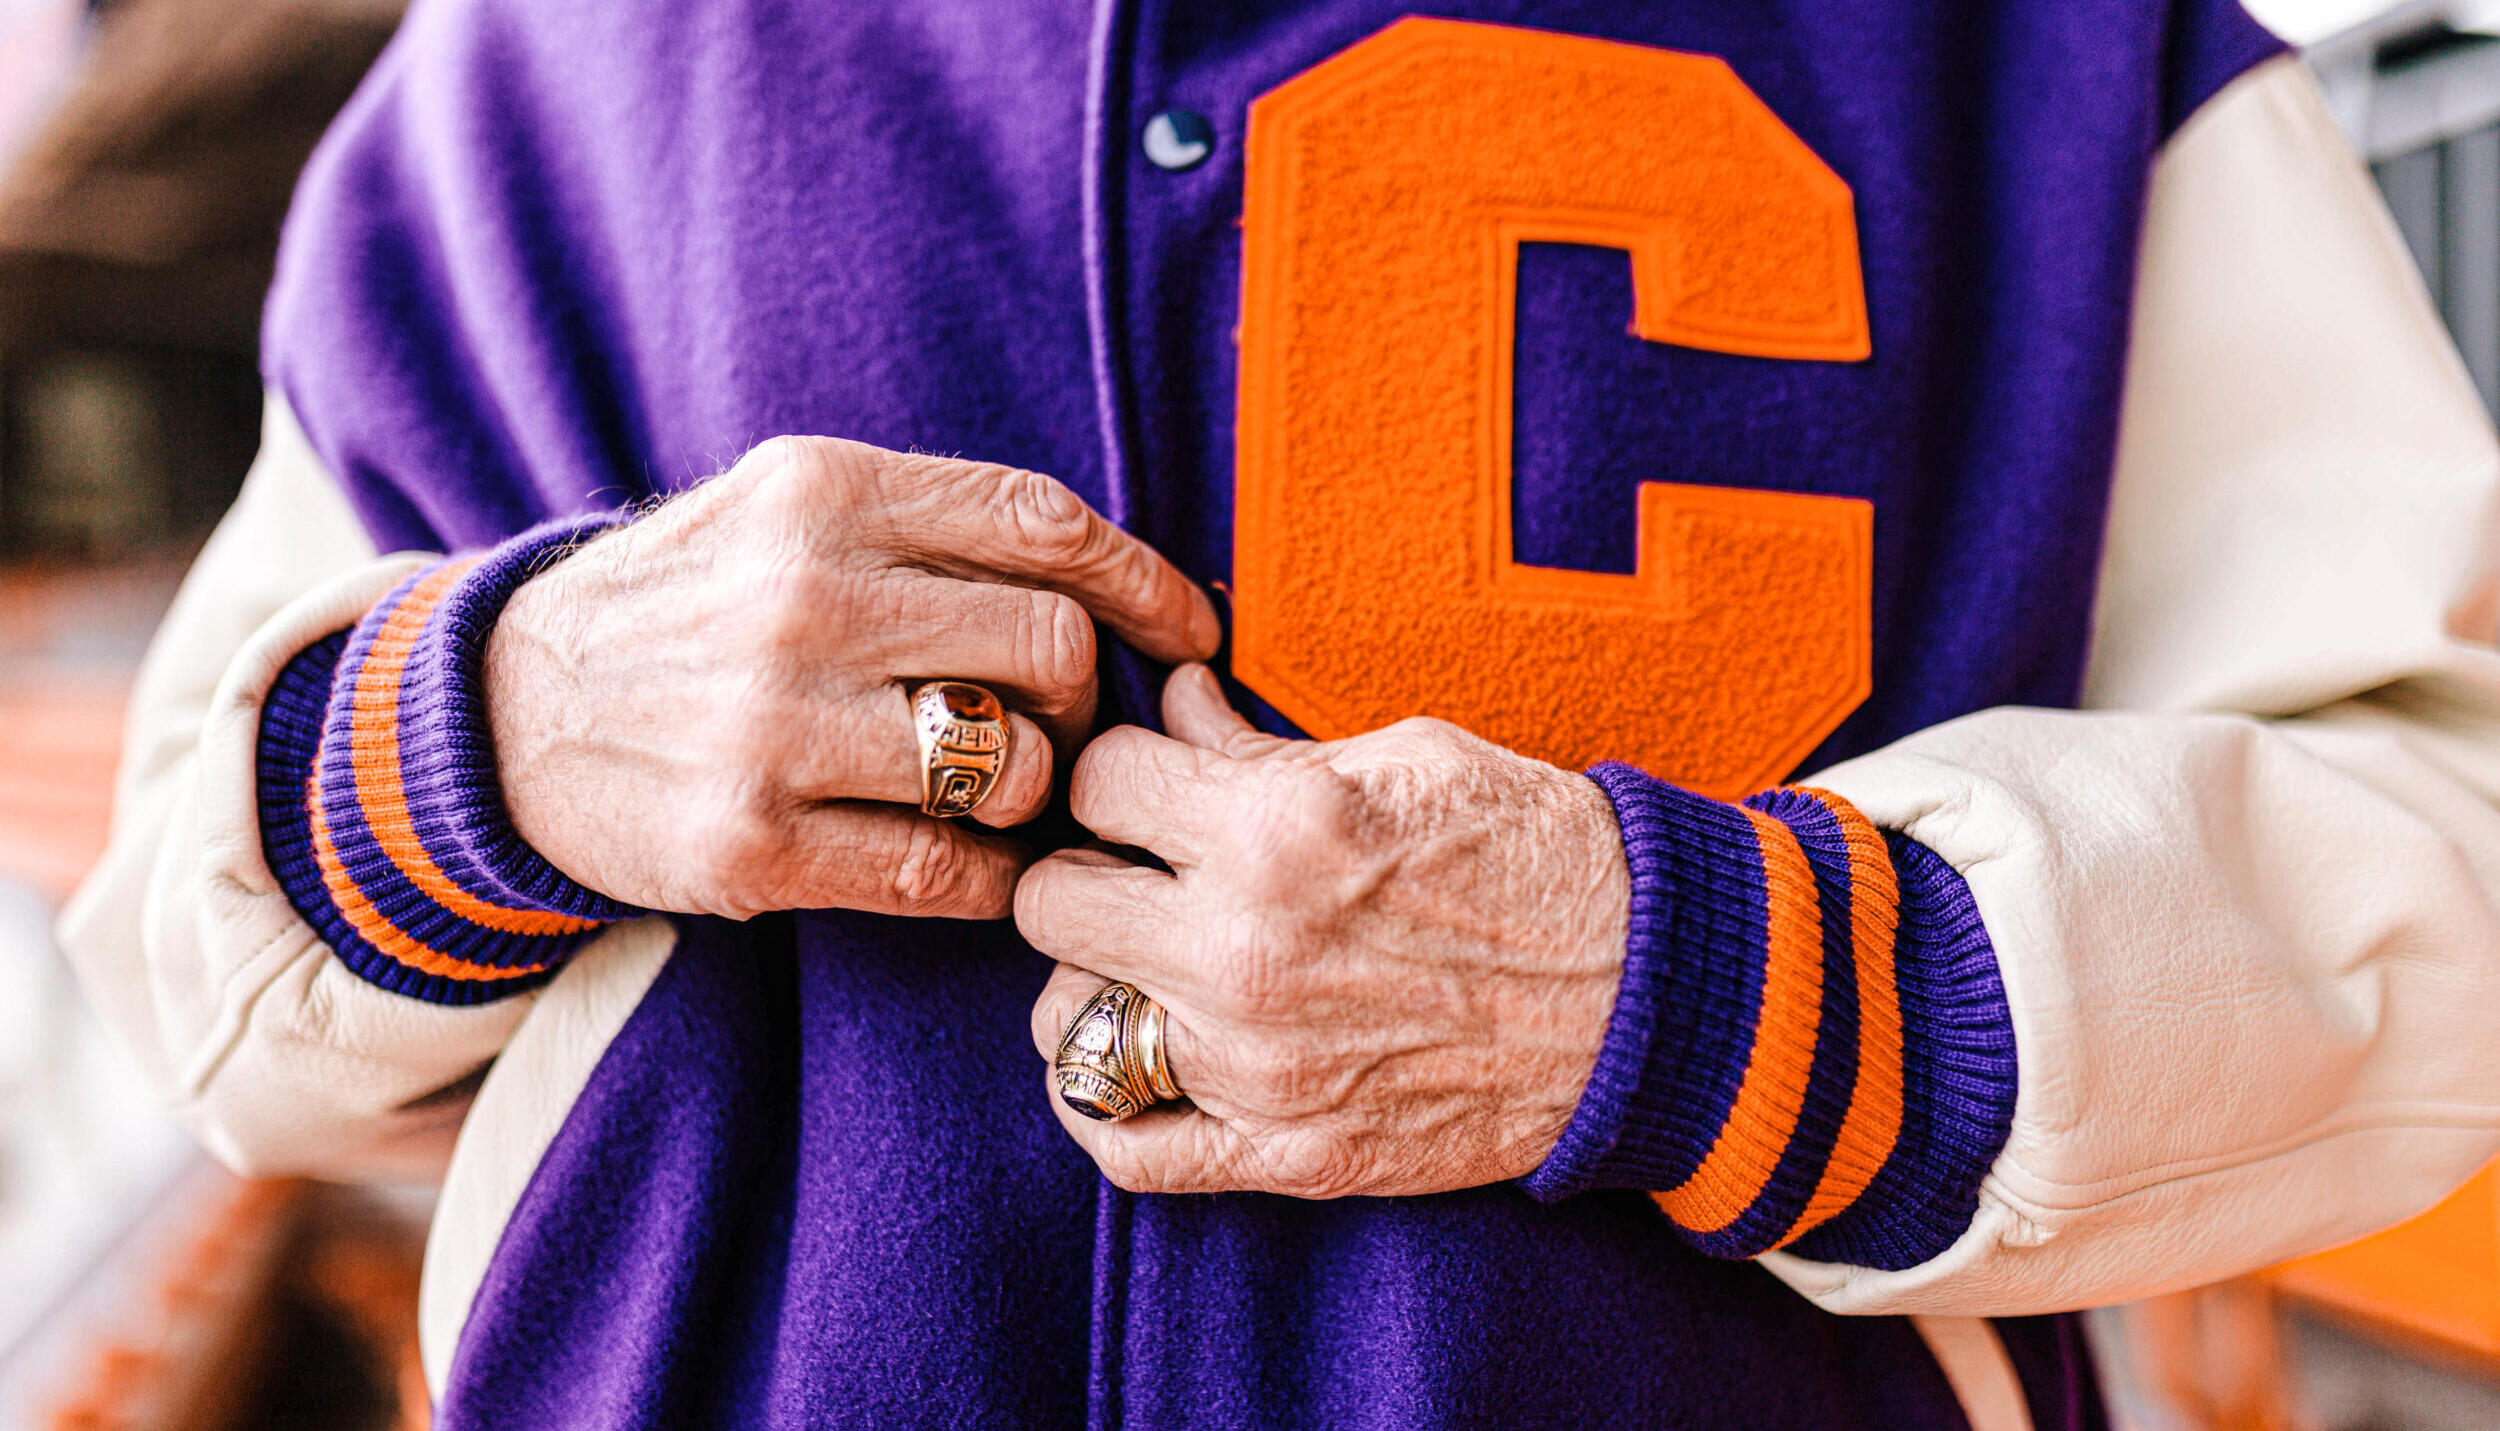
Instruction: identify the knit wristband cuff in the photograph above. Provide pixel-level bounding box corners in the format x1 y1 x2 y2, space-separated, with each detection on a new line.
1521 763 2018 1270
256 512 640 1005
1521 768 1787 1211
1782 832 2019 1271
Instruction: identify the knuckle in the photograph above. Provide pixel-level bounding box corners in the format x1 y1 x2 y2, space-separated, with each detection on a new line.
1262 1136 1361 1200
1092 533 1162 598
1209 915 1296 1016
1230 961 1293 1021
737 434 817 478
1065 728 1143 819
1067 730 1121 789
738 436 831 501
690 803 783 894
1236 767 1360 874
1235 1039 1303 1103
1021 592 1097 705
1233 834 1306 910
889 819 974 909
1295 768 1366 831
1030 989 1076 1054
994 469 1096 562
704 693 787 778
746 567 835 657
1011 864 1075 943
1385 715 1462 747
744 435 882 521
1095 1146 1159 1195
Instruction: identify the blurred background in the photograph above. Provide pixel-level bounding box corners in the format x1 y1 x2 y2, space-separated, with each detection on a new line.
0 1 429 1427
1 0 2499 1427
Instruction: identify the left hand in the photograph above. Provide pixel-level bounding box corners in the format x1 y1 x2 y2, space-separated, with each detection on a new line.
1017 664 1630 1198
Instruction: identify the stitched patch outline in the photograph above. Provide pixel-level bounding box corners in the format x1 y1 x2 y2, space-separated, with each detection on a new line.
1233 17 1874 797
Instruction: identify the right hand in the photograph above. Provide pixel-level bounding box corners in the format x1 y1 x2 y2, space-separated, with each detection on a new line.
482 435 1219 921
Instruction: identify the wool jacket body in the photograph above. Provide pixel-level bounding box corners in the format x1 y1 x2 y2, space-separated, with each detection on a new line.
253 0 2277 1426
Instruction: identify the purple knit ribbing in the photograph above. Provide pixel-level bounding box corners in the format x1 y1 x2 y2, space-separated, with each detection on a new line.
256 512 639 1004
380 513 639 921
1521 767 1767 1202
1787 833 2019 1270
1522 762 2018 1272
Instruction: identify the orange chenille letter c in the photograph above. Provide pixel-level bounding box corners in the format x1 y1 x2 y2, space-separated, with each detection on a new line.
1232 18 1874 798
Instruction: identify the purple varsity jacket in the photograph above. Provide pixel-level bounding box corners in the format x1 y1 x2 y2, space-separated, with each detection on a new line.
250 1 2281 1425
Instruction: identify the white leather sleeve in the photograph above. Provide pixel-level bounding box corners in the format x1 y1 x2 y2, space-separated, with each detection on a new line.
418 916 674 1397
53 398 534 1182
1764 55 2500 1315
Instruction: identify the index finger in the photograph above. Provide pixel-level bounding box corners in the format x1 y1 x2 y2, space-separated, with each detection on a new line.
1064 724 1242 867
887 457 1220 665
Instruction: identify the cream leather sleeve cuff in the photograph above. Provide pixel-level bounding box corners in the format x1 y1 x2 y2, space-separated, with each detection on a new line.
1766 55 2500 1313
1765 699 2500 1315
55 397 533 1181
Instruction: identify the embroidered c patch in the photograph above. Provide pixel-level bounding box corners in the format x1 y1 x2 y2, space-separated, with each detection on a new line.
1232 18 1874 797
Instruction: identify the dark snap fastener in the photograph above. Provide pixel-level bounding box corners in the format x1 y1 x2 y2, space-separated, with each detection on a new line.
1142 109 1214 172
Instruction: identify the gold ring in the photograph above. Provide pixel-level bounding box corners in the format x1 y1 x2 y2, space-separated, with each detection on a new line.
912 681 1011 818
1054 981 1184 1122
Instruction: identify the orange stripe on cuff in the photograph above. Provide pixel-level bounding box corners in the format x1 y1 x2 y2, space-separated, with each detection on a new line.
343 560 601 939
1775 788 1906 1247
1657 808 1827 1235
308 779 550 983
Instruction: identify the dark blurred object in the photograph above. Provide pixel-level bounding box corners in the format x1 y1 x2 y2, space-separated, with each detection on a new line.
20 1170 430 1431
42 1176 301 1431
0 0 404 555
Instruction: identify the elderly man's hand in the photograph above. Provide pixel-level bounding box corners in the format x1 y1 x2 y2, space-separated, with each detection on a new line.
1019 664 1630 1197
485 437 1218 921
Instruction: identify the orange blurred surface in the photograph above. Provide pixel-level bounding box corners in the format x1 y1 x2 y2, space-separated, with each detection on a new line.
0 676 128 901
0 557 183 901
2262 1161 2500 1367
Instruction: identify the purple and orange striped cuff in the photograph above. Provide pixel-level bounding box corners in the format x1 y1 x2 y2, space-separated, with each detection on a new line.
1522 766 2016 1272
257 514 638 1005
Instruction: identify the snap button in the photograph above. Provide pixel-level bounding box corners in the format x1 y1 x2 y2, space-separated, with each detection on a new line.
1142 109 1214 172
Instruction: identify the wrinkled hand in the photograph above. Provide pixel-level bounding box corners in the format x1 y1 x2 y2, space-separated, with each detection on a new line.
1019 665 1630 1198
485 436 1218 920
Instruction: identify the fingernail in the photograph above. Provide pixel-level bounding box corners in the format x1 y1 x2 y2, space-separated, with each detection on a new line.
1189 589 1222 656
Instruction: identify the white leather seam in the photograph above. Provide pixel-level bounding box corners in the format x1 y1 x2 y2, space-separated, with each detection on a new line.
2000 1100 2500 1210
1986 1110 2500 1217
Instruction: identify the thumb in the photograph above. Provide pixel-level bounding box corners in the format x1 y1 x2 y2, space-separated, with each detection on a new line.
1162 664 1291 757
